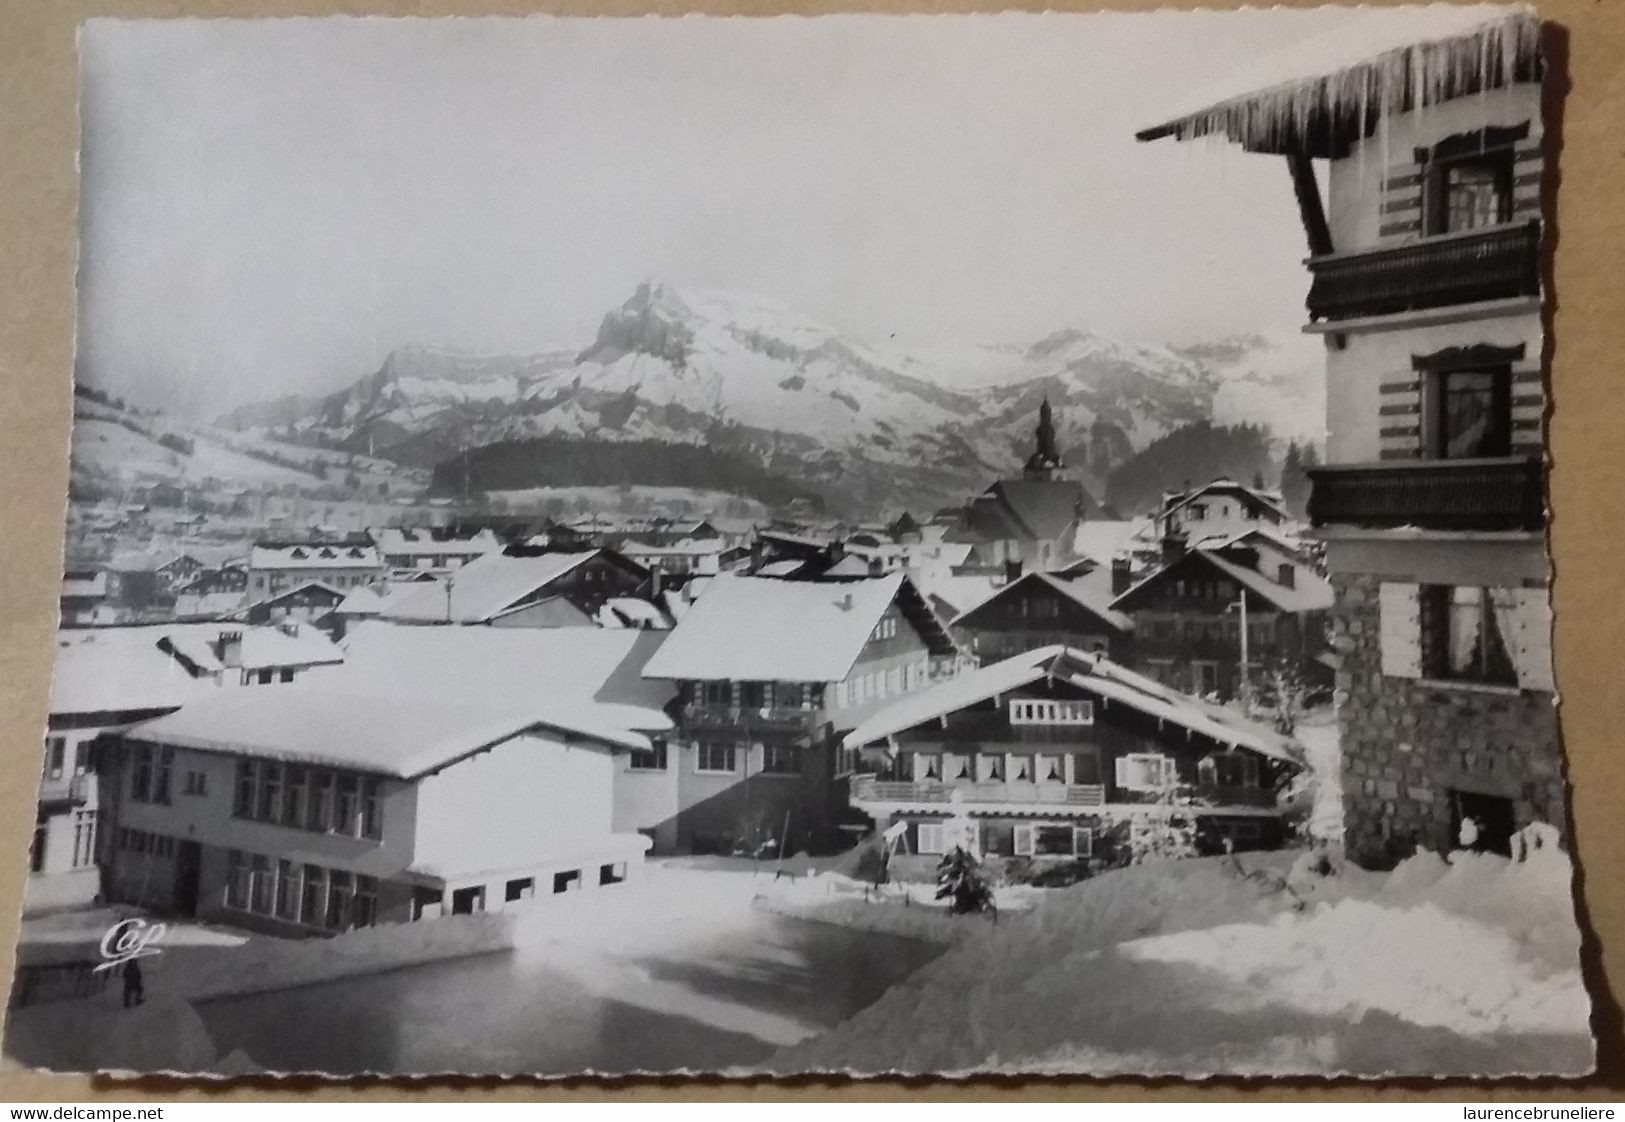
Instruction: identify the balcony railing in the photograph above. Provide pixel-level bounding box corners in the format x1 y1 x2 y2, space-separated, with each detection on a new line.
851 775 1105 807
1308 457 1545 533
1113 784 1278 810
682 705 821 733
37 774 88 807
1306 221 1541 322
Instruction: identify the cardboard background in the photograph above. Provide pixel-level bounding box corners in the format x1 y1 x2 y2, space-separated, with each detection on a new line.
0 0 1620 1101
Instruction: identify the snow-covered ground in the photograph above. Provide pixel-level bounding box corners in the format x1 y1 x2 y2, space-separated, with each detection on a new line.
1293 707 1344 844
772 829 1593 1078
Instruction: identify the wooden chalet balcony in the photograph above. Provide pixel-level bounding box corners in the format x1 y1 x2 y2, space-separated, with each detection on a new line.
37 774 88 807
1307 457 1545 533
1306 221 1541 323
1113 784 1278 810
682 705 821 733
850 775 1106 808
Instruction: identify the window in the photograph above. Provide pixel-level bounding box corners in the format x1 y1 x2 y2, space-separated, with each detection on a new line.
70 810 98 868
695 742 737 774
183 770 208 797
1426 142 1514 234
354 876 378 928
916 822 945 855
1423 585 1517 686
334 774 360 837
73 740 91 776
226 850 250 910
308 771 332 832
1429 367 1512 460
976 753 1005 782
761 744 802 775
738 682 766 709
300 864 326 926
44 737 65 780
599 862 627 886
1115 753 1179 792
698 681 732 707
279 668 295 684
130 745 171 804
1008 699 1094 726
505 877 534 902
257 763 283 822
871 617 897 642
1188 504 1206 521
250 854 274 915
1024 823 1091 857
282 767 305 826
627 735 670 772
553 869 582 894
361 778 383 840
1198 752 1261 788
274 859 300 921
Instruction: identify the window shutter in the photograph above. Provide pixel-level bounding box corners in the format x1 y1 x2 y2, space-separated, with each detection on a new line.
1512 586 1555 693
1113 756 1131 787
1378 582 1423 678
918 823 944 855
1013 825 1035 856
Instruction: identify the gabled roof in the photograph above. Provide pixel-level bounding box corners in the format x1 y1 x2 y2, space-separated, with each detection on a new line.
225 580 347 621
50 624 344 717
1136 6 1539 157
338 620 674 734
1159 479 1287 523
641 573 958 683
1110 545 1333 614
382 548 624 624
250 542 382 570
841 646 1303 766
126 687 644 779
954 571 1135 634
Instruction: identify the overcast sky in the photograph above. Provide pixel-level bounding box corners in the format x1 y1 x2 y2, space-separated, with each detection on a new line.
78 10 1368 417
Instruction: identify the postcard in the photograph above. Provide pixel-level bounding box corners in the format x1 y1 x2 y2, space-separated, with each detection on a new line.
5 4 1592 1079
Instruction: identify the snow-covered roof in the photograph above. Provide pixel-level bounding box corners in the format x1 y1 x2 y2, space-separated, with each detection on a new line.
1159 479 1287 523
61 572 108 598
641 573 955 683
842 646 1302 766
595 597 672 631
381 549 606 624
50 624 344 717
953 571 1135 633
1111 544 1333 615
338 620 673 734
374 528 501 557
1071 519 1138 565
250 543 383 570
620 538 725 558
125 686 643 779
172 591 249 620
1137 5 1540 157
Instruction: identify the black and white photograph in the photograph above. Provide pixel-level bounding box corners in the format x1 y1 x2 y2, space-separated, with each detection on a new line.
3 2 1594 1079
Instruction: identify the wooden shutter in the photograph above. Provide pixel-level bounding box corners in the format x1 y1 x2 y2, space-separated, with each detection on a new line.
1511 586 1555 693
1113 756 1133 788
1013 824 1035 857
917 823 944 855
1378 582 1424 679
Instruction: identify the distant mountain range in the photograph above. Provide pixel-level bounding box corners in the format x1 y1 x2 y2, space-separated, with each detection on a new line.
217 282 1325 517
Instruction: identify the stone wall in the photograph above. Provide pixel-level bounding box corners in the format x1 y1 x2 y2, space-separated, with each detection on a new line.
1331 572 1566 868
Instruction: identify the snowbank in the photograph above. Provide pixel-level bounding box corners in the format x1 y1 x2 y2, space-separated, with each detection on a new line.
774 836 1593 1078
754 872 1036 946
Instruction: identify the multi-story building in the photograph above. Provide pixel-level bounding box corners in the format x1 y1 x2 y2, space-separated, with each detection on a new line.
31 622 343 913
639 573 965 853
380 546 649 627
103 688 650 931
843 645 1303 864
374 527 502 577
949 569 1134 665
1140 9 1555 863
248 539 385 598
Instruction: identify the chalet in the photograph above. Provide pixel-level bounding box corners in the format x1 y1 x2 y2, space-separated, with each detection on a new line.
946 399 1098 581
31 623 343 914
1109 535 1333 700
1140 7 1556 864
248 540 385 599
229 581 348 630
104 688 651 932
640 573 966 853
619 537 737 578
380 547 648 627
950 571 1134 665
155 552 206 590
843 646 1304 865
1129 479 1294 565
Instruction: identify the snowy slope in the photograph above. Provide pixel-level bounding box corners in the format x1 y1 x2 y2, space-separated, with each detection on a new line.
231 281 1323 514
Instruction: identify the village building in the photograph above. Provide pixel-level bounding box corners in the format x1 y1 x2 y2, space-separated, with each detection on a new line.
1140 9 1555 863
248 539 385 599
59 570 112 627
31 623 343 913
949 570 1134 665
103 688 651 931
228 581 349 631
946 399 1099 582
379 546 650 627
843 645 1304 868
618 536 738 578
640 573 966 854
1109 532 1333 700
1128 478 1296 566
374 527 503 577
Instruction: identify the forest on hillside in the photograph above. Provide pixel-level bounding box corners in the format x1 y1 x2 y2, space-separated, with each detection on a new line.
1104 421 1279 516
431 436 827 512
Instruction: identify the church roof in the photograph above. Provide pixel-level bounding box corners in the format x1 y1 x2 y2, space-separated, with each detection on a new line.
986 479 1090 542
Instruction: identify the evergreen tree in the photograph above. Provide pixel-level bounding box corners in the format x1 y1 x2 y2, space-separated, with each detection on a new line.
1279 441 1310 519
934 846 995 916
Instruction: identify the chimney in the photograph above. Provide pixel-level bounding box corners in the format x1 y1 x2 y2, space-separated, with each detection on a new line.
1161 530 1187 566
216 628 243 668
1004 559 1023 584
750 537 764 572
650 568 664 599
1278 562 1296 589
836 591 854 612
1111 557 1132 595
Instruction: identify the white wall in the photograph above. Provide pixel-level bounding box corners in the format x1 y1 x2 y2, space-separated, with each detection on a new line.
412 731 620 881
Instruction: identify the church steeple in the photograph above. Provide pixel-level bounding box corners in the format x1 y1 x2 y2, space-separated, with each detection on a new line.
1023 397 1069 481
